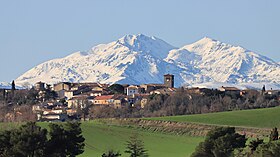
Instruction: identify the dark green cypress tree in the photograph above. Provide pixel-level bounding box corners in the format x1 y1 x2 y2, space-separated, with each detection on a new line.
2 89 5 99
11 80 16 96
262 85 266 93
270 127 279 141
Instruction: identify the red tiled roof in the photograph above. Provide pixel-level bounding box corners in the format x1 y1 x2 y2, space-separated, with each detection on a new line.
94 95 114 100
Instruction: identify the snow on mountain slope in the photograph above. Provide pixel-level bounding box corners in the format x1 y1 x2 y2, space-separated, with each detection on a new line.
190 82 280 90
15 34 280 88
170 37 280 84
0 82 11 89
16 34 182 86
0 82 23 89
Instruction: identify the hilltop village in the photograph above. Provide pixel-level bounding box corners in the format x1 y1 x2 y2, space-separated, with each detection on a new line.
0 74 280 122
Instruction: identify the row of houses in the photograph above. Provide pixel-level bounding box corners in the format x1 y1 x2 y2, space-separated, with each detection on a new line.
31 74 280 122
31 74 176 121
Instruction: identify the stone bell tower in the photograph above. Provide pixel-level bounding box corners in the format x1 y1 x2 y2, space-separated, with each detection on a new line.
164 74 174 88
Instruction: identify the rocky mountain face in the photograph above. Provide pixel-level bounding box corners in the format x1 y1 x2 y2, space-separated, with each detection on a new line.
15 34 280 89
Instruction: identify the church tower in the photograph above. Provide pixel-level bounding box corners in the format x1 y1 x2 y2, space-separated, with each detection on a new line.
164 74 174 88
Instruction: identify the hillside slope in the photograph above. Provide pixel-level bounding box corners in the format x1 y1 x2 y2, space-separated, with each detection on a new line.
146 107 280 128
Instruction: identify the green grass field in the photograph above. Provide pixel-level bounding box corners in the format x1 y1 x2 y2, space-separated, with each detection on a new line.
2 107 280 156
145 107 280 128
0 121 203 157
80 122 203 157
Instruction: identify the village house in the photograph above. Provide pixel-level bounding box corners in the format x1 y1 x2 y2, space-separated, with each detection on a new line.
140 84 166 93
125 85 144 96
54 82 72 91
186 87 212 95
34 81 45 91
40 113 68 122
124 93 149 108
67 95 94 109
32 101 65 113
54 82 108 99
218 86 241 95
64 90 75 99
92 95 127 108
53 82 72 98
36 105 68 122
150 88 177 95
112 95 127 108
135 94 150 108
93 95 114 106
43 108 63 115
265 89 280 96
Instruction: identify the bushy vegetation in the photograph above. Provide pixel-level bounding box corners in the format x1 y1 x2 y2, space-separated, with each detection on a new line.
101 150 121 157
191 126 280 157
191 127 246 157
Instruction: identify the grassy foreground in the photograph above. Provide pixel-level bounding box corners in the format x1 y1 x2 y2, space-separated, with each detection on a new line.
3 107 279 156
145 107 280 128
0 121 203 157
80 121 203 157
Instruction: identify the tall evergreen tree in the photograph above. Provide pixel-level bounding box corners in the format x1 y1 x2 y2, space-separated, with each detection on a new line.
125 134 148 157
10 122 48 157
45 123 67 157
64 122 85 157
11 80 16 91
270 127 279 141
262 85 266 93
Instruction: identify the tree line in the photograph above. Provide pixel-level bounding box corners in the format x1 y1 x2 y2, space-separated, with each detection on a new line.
91 88 279 119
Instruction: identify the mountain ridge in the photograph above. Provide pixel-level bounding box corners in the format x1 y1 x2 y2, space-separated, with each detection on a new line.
14 34 280 89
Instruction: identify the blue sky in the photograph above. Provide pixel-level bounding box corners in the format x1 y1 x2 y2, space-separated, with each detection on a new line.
0 0 279 82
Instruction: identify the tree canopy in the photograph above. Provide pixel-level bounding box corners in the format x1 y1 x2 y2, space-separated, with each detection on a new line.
191 127 247 157
0 122 85 157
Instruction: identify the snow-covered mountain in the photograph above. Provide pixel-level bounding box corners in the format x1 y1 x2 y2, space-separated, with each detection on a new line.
0 82 11 89
0 82 23 89
15 34 280 89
